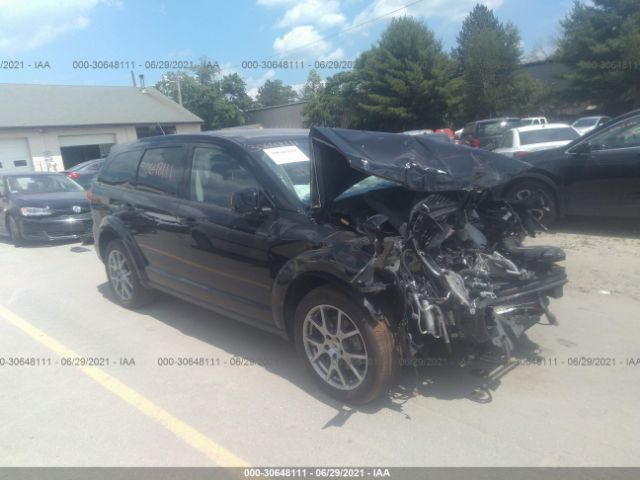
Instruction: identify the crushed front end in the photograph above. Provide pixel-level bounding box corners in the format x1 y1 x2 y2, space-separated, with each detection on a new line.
309 127 567 362
369 191 566 360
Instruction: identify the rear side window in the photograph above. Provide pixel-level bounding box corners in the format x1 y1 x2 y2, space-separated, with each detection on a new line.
99 151 141 186
519 128 579 145
136 147 186 196
479 120 519 137
461 123 475 139
499 131 514 148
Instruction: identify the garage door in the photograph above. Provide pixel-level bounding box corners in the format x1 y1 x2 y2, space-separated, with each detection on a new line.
0 138 32 173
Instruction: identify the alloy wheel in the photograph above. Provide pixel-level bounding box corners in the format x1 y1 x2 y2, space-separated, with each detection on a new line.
107 249 134 301
302 304 368 391
514 187 552 222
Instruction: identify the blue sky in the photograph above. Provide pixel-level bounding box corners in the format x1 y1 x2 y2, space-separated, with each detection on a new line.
0 0 573 97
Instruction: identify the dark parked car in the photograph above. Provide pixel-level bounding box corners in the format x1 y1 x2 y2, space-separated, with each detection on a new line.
460 117 520 150
90 128 566 403
0 172 92 246
64 158 105 189
498 109 640 226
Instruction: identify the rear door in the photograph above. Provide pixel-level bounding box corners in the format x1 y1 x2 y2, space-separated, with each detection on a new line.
173 142 275 325
124 144 192 292
564 114 640 216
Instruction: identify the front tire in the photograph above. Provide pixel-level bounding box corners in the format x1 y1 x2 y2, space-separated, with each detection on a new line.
8 216 24 247
294 286 398 404
506 180 558 227
105 239 153 309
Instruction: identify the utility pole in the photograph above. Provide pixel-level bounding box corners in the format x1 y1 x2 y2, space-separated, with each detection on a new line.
162 74 183 106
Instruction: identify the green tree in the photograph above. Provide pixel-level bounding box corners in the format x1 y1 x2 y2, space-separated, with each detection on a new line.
303 71 358 127
300 69 323 101
256 79 298 107
451 4 535 120
349 17 450 131
221 73 255 111
556 0 640 114
155 58 250 130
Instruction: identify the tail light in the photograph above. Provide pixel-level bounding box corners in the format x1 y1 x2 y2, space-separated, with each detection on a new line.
514 151 529 158
470 138 481 148
68 171 80 180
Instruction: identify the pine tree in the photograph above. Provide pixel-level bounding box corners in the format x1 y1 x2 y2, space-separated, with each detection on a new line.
556 0 640 114
350 17 450 131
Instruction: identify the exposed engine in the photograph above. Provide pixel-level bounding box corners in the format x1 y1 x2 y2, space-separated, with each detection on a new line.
344 189 567 360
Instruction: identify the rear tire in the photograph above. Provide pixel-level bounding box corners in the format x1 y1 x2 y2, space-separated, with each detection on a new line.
294 286 398 404
506 180 558 227
8 216 24 247
105 239 153 309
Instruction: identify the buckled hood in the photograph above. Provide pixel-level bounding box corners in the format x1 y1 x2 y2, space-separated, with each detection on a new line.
309 127 530 212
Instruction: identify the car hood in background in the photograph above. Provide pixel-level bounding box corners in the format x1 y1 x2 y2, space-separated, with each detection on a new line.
495 140 574 156
10 191 90 211
309 127 530 211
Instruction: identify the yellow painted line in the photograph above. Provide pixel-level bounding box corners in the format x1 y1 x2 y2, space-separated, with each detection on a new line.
0 304 250 467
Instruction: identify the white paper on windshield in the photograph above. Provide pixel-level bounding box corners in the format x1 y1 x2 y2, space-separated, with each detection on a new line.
263 145 309 165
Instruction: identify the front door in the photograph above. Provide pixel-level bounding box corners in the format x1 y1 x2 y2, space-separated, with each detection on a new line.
175 144 275 325
564 114 640 217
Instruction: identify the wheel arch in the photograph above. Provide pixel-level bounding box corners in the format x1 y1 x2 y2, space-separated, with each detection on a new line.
498 170 565 216
274 269 393 341
97 218 150 287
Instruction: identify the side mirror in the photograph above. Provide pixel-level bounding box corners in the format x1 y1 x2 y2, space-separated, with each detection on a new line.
231 188 267 216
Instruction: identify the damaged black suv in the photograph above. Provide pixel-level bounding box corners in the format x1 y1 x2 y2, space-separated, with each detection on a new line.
90 128 567 403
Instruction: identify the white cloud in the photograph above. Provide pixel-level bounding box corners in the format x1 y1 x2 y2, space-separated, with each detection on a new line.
274 0 346 28
246 69 277 99
273 25 333 58
0 0 113 52
326 47 344 60
350 0 505 29
290 82 305 95
258 1 349 61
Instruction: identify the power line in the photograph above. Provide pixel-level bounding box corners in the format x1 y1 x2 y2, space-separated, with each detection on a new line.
268 0 428 59
228 0 427 69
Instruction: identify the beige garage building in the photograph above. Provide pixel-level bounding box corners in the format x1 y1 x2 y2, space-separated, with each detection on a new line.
0 84 203 173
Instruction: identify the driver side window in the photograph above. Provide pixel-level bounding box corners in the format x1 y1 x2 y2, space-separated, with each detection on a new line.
189 146 259 208
588 116 640 150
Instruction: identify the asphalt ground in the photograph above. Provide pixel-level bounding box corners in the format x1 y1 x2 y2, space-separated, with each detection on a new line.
1 217 639 467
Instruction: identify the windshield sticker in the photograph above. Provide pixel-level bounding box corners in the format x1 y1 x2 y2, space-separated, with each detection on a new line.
263 145 310 165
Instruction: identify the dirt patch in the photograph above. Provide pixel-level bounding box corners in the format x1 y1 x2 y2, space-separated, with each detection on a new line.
526 222 640 302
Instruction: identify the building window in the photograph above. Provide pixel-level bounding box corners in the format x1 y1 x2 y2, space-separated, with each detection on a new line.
136 125 178 139
13 160 27 167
